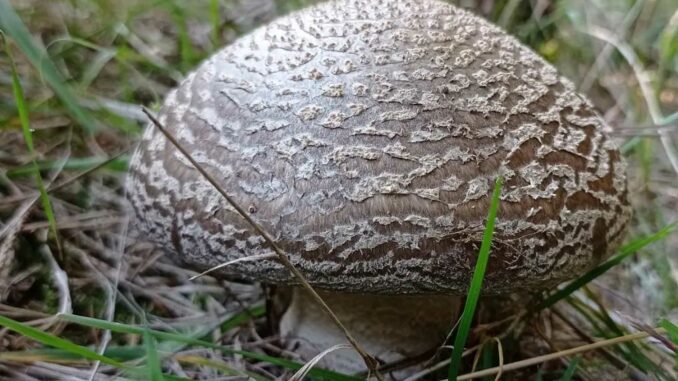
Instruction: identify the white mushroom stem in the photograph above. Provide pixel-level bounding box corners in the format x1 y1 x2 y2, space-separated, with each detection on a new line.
279 287 461 375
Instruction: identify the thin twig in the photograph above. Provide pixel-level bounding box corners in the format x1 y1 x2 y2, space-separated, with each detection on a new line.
141 107 382 378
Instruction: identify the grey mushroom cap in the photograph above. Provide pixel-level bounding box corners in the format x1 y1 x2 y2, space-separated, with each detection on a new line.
127 0 632 295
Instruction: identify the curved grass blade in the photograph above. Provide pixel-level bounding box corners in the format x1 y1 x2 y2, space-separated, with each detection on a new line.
448 176 503 381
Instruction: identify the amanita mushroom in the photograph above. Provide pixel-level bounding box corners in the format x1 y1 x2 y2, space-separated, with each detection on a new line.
127 0 632 374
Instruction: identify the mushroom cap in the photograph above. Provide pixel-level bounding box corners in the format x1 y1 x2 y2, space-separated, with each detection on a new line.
128 0 632 295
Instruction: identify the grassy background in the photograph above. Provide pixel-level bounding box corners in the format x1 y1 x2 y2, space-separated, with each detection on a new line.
0 0 677 380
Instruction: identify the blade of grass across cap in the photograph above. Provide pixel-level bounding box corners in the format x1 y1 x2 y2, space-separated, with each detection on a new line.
536 221 677 311
559 356 580 381
0 0 97 134
448 176 503 381
4 32 63 257
141 107 382 379
59 313 360 381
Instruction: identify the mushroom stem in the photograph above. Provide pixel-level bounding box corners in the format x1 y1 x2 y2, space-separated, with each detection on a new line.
279 287 460 375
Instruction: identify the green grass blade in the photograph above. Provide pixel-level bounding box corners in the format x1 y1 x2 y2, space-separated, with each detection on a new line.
0 0 97 134
0 346 156 363
559 356 580 381
6 156 129 179
660 319 678 366
59 313 359 381
577 288 665 376
537 222 678 310
0 316 240 381
209 0 221 47
0 346 270 381
4 32 62 253
448 176 503 381
220 304 266 332
176 355 271 381
144 329 165 381
0 315 126 368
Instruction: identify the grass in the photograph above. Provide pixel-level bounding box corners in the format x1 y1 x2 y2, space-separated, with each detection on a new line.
0 0 98 134
536 221 678 311
448 177 502 381
559 357 581 381
4 32 63 260
0 315 126 368
0 0 677 380
0 308 361 381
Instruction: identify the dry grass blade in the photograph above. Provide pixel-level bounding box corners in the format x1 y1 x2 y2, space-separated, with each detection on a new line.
402 344 484 381
37 244 71 316
0 221 20 301
448 328 668 381
189 253 277 280
492 338 504 381
289 344 353 381
140 107 382 379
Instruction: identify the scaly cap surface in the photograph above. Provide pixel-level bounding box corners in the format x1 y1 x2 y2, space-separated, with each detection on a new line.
128 0 632 294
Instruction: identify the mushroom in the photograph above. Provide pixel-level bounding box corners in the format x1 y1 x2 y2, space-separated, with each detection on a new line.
127 0 632 375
